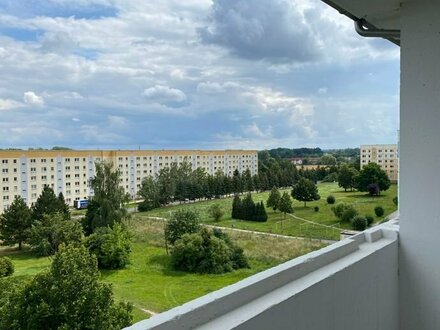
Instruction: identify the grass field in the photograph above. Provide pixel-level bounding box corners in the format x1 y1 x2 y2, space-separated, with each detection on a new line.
140 183 398 240
0 216 324 324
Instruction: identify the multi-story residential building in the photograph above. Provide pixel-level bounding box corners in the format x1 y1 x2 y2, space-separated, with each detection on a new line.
360 144 398 182
0 149 257 211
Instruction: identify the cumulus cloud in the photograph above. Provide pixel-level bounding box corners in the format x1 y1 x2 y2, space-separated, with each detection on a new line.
0 98 23 111
23 91 44 106
199 0 321 63
143 85 187 107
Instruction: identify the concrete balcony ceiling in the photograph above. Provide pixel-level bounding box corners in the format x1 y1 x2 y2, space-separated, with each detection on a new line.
322 0 401 44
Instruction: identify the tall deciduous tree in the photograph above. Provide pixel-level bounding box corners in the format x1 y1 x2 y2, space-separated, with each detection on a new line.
164 209 201 246
355 163 391 194
278 192 294 219
338 165 358 192
83 161 128 235
291 178 320 207
0 196 32 250
266 187 281 211
0 245 132 329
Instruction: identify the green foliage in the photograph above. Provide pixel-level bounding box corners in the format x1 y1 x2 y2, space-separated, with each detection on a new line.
326 195 336 204
208 204 224 222
29 214 83 256
0 257 14 277
341 205 358 223
393 196 398 206
351 215 368 231
86 224 132 269
338 165 358 191
332 203 358 222
31 186 69 222
232 194 267 222
0 245 132 330
171 228 248 274
365 215 374 227
355 163 391 193
314 206 319 212
374 206 385 217
84 161 129 235
278 192 293 218
266 187 281 211
164 209 201 246
291 178 320 207
319 154 337 165
231 195 242 219
138 177 161 211
0 196 33 250
322 172 338 183
211 229 249 269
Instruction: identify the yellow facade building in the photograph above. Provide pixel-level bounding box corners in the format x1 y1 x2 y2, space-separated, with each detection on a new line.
360 144 398 182
0 149 258 211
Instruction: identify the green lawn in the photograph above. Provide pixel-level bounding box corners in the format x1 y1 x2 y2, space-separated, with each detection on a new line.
140 183 398 240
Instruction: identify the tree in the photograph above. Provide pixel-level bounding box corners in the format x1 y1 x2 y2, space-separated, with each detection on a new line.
338 165 358 192
164 209 201 246
0 245 132 330
241 193 255 220
29 213 83 256
291 178 320 207
31 186 68 221
355 163 391 194
319 154 337 166
266 187 281 211
57 192 70 219
278 192 294 219
85 224 131 269
351 215 368 231
138 177 161 211
231 195 242 219
208 204 224 222
83 161 128 235
0 196 32 250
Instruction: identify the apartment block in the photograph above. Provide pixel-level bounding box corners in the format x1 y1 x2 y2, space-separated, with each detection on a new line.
0 149 258 211
360 144 398 182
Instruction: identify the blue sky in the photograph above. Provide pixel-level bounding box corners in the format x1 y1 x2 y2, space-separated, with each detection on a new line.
0 0 400 150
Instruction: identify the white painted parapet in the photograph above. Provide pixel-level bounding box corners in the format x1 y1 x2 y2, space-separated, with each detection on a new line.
126 223 399 330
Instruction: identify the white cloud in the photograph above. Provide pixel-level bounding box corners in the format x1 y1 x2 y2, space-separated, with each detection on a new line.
143 85 187 105
0 98 23 111
23 91 44 106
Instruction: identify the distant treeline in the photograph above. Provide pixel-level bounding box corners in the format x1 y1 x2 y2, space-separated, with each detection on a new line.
0 146 72 151
261 147 360 159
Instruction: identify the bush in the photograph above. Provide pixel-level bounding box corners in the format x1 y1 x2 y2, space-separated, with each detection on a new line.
0 257 14 277
314 206 319 212
171 228 249 274
212 228 249 269
375 206 385 217
208 204 224 222
341 205 358 223
85 224 131 269
365 215 375 227
393 196 398 206
164 209 201 246
351 215 368 231
137 200 156 212
367 183 380 196
326 195 336 204
332 203 347 218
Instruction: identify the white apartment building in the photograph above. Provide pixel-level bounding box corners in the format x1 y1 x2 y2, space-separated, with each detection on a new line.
360 144 398 182
0 149 258 211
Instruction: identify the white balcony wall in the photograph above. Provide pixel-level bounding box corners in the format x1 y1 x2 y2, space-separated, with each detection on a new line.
126 223 399 330
399 1 440 329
